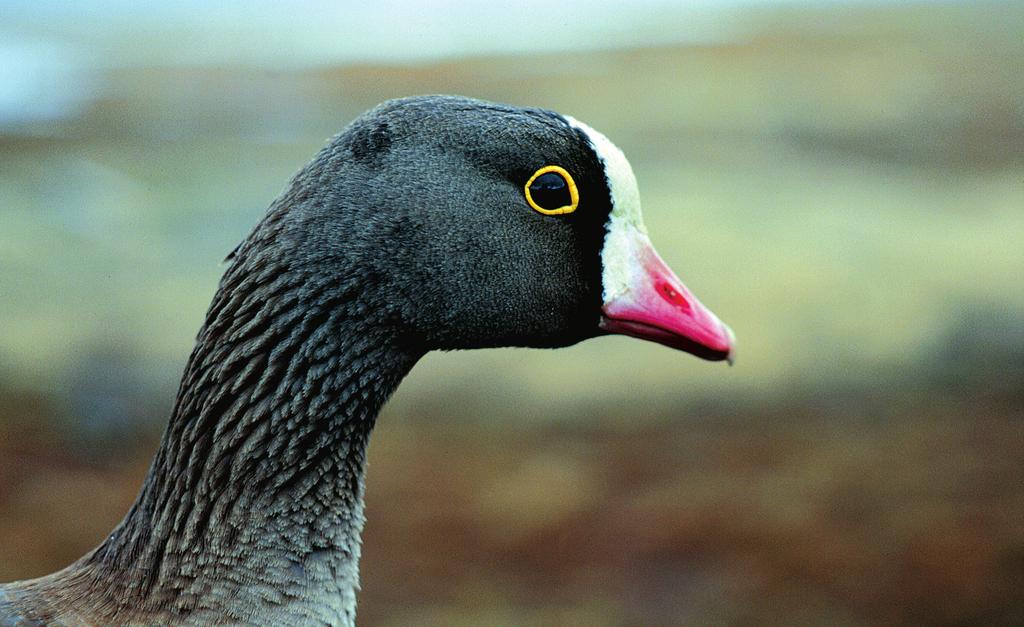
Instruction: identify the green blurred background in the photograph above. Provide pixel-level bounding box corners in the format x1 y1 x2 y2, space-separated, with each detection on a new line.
1 1 1022 624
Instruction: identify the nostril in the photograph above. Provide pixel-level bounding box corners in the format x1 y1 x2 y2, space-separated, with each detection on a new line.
657 279 690 311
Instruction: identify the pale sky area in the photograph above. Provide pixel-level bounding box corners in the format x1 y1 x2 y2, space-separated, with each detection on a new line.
0 0 972 124
0 0 881 124
3 0 959 67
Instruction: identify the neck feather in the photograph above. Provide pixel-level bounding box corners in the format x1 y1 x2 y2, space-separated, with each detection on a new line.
69 234 420 624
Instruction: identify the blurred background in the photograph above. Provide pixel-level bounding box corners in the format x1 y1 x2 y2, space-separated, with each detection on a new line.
1 0 1022 624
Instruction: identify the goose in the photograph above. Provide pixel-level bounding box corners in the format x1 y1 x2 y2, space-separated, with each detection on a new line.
0 95 734 626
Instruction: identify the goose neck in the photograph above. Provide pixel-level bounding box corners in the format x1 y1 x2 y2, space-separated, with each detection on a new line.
81 281 421 623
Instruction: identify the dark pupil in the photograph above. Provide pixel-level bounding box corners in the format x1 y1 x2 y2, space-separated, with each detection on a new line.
530 172 572 210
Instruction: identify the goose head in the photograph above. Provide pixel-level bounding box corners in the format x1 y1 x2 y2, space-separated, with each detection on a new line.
278 95 734 361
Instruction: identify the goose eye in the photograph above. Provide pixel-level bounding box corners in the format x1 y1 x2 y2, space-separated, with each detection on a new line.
524 165 579 215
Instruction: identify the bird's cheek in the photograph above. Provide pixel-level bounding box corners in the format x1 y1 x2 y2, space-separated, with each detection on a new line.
598 223 735 363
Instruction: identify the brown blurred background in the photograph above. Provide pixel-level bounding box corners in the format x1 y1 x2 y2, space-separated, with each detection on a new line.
1 1 1023 624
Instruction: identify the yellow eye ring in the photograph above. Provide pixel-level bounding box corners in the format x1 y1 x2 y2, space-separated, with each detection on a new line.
524 165 579 216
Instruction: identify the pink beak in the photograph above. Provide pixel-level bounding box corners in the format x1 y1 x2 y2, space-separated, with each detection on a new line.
599 230 735 364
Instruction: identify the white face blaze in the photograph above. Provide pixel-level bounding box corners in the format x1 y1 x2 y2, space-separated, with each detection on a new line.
565 116 651 303
565 115 735 363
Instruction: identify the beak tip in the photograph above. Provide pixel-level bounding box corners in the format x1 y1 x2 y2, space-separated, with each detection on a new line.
724 324 737 366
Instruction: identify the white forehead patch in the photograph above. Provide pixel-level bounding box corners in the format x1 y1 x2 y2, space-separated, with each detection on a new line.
565 116 649 303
